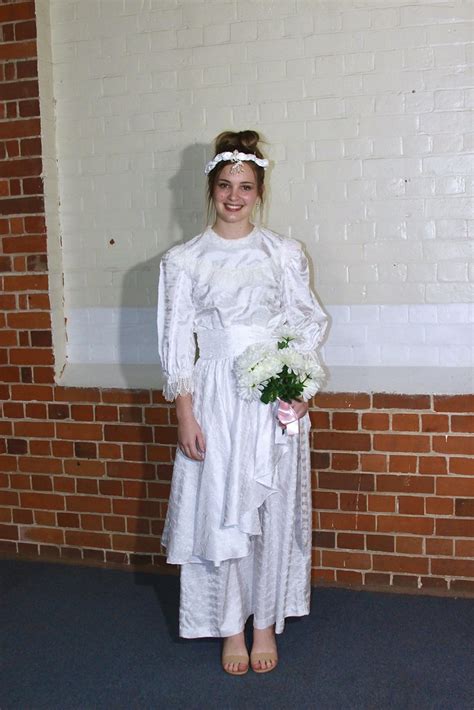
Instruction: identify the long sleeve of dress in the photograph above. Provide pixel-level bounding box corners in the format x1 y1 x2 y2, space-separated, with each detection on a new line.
157 248 196 402
281 238 329 352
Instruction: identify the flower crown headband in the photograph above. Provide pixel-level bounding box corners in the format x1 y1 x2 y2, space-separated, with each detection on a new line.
204 149 269 176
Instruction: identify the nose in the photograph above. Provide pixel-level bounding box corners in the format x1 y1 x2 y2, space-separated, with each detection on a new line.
229 185 239 201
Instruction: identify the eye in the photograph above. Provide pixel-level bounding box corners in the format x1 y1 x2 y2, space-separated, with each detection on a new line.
242 185 253 191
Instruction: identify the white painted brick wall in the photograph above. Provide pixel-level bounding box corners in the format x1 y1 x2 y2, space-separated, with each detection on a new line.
43 0 474 381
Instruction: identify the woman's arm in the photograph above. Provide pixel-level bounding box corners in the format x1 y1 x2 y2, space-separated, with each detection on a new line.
175 394 205 461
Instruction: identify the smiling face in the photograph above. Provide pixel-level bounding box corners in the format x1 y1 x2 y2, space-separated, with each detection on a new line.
212 162 261 234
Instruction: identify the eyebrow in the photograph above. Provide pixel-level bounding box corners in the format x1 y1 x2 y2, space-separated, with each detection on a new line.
218 179 255 185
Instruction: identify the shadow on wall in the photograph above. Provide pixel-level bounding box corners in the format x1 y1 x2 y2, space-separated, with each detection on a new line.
117 142 209 380
112 143 210 587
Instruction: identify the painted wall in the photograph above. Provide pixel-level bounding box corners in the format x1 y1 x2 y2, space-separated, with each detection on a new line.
44 0 473 387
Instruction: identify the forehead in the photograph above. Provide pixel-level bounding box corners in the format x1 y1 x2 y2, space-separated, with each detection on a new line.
217 162 256 182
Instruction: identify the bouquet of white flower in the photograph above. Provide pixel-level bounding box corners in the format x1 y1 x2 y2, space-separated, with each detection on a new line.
234 329 326 432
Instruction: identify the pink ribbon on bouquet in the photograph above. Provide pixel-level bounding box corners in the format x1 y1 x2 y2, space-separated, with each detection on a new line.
276 398 299 436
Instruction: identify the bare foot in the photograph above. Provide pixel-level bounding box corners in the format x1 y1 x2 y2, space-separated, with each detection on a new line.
251 624 278 672
222 631 249 674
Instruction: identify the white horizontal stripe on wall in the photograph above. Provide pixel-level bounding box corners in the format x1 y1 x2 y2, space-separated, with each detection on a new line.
65 304 474 368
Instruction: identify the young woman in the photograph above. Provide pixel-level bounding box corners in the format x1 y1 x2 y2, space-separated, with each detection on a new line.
157 130 328 675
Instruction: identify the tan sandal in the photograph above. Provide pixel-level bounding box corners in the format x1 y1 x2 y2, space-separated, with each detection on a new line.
250 652 278 674
221 653 250 676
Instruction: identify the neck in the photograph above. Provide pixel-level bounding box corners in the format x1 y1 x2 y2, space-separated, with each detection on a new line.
212 219 254 240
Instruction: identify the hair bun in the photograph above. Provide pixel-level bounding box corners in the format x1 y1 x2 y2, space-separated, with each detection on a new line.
214 130 263 159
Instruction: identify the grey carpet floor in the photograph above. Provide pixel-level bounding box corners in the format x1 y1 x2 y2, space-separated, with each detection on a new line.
1 559 473 710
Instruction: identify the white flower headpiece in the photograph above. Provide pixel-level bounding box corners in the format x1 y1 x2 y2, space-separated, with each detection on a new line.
204 149 269 176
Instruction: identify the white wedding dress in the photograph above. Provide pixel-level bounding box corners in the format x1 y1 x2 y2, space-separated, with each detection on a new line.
157 225 328 638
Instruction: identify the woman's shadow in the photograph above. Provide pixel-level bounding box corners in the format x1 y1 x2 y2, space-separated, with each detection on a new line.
118 143 209 643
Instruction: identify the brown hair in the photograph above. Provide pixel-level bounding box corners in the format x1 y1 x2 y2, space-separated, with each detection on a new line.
206 130 266 222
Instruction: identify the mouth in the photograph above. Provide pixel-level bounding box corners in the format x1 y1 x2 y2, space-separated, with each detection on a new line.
224 204 243 212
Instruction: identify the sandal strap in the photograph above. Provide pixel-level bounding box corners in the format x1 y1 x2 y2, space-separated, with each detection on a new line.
250 652 278 663
222 654 249 664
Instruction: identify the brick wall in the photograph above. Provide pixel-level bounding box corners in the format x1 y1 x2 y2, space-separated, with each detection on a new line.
0 0 473 597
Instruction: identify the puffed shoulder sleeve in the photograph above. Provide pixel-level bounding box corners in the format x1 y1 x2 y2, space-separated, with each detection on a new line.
281 238 329 352
157 248 197 402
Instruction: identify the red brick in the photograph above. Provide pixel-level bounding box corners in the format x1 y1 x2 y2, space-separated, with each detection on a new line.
0 2 35 22
433 395 474 413
103 515 126 534
10 384 52 400
322 550 371 570
336 532 364 549
373 554 429 574
95 405 118 422
311 452 330 469
455 499 474 517
320 512 376 532
374 434 429 453
372 394 431 410
81 513 103 531
361 413 389 430
313 530 336 549
332 412 358 430
432 558 474 578
112 534 162 554
21 526 64 545
65 530 111 548
313 431 371 451
313 491 338 509
318 471 374 492
63 460 105 477
395 536 423 555
340 492 367 512
377 475 433 494
71 404 94 422
102 390 150 405
122 444 147 462
449 458 473 475
331 453 358 471
360 453 387 472
435 518 472 537
314 393 370 409
65 495 110 514
426 538 453 556
147 445 172 463
3 274 47 291
14 421 54 438
377 515 434 535
367 494 395 513
366 534 394 552
99 480 123 498
389 455 417 473
0 523 19 540
392 414 419 431
54 387 100 403
451 415 474 433
20 492 64 510
426 497 453 516
107 461 155 480
144 407 169 425
98 443 121 459
421 414 449 433
455 540 474 557
436 476 473 497
398 496 425 515
419 456 447 475
433 435 474 456
56 423 102 441
336 570 363 585
309 410 330 428
112 499 158 518
104 424 153 443
18 457 61 474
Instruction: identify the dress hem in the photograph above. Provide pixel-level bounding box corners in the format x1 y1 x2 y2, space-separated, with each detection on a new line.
179 607 310 639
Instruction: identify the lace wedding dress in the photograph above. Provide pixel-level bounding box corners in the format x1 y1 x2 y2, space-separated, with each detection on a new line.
157 225 328 637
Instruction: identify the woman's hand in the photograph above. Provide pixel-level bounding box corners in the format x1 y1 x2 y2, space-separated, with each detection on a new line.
290 399 308 421
175 394 206 461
